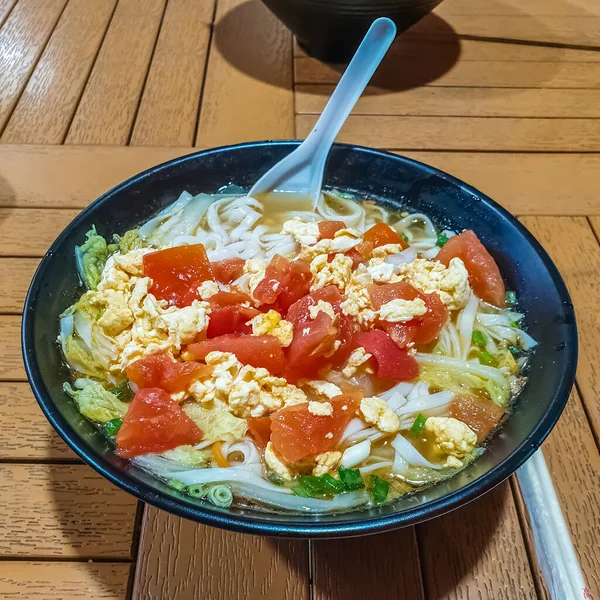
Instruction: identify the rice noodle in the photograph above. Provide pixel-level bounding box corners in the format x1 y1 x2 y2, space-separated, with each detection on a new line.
457 292 479 359
391 435 442 471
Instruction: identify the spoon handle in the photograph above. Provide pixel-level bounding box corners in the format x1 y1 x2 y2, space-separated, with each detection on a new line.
303 18 397 156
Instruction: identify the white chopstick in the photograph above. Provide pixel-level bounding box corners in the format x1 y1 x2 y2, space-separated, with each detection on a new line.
516 449 590 599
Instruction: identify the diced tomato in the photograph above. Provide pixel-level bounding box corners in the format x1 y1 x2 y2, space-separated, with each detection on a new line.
368 281 448 346
247 416 272 448
318 220 345 239
208 290 253 308
253 255 312 314
363 222 407 249
270 395 359 462
329 313 361 367
283 312 339 382
345 241 374 268
206 305 260 338
436 230 506 307
286 286 343 329
211 258 244 284
357 330 419 381
116 388 203 457
126 352 212 393
187 334 285 374
143 244 214 307
450 394 505 442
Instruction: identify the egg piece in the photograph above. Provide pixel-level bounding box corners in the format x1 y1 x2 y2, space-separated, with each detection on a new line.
248 310 294 347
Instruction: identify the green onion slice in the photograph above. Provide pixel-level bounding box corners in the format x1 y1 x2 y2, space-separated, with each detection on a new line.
168 479 186 492
471 330 487 348
409 413 427 437
479 350 495 366
436 234 448 247
505 291 517 306
186 483 209 498
104 418 123 438
207 485 233 508
369 475 390 504
338 466 365 491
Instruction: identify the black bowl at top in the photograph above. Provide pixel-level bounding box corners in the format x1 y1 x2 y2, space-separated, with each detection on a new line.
22 142 577 538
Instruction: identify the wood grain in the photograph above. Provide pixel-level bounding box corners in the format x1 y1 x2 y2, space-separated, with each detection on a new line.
196 0 294 146
311 528 424 600
130 0 212 147
0 0 68 134
0 0 18 29
0 463 137 557
132 505 309 600
296 86 600 118
435 0 600 17
0 315 23 380
65 0 167 145
0 561 130 600
418 483 537 599
0 257 38 313
520 217 600 439
0 208 81 257
297 114 600 152
1 0 117 144
0 382 77 461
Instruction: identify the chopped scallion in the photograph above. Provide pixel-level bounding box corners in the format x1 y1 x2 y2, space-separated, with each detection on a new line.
505 291 517 307
294 476 328 498
168 478 186 492
268 472 285 486
436 234 448 247
369 475 390 504
409 413 427 437
338 466 365 491
401 233 409 243
186 483 209 498
207 485 233 508
471 330 487 348
509 320 519 328
479 350 495 366
320 473 345 494
110 382 133 402
103 418 122 438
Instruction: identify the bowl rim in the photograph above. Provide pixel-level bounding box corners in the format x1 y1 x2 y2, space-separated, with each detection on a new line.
22 140 578 538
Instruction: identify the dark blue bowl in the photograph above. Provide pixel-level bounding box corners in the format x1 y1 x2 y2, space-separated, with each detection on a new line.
22 142 577 538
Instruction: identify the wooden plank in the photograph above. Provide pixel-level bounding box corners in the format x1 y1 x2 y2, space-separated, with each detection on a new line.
196 0 294 146
311 529 424 600
0 145 187 209
294 58 600 89
65 0 167 145
132 505 310 600
0 0 18 29
0 562 130 600
435 0 600 17
418 483 537 599
0 315 23 380
0 382 77 461
0 0 68 134
0 257 38 313
520 217 600 439
296 86 600 118
1 0 117 144
0 208 80 257
0 463 137 557
515 389 600 598
296 115 600 152
130 0 212 147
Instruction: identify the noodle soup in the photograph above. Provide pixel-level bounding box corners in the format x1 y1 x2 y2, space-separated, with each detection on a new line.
58 188 535 512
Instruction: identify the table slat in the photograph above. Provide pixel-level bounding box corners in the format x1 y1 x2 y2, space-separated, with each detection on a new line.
65 0 167 145
435 0 600 16
0 315 23 380
132 505 309 600
0 0 18 29
0 257 38 313
520 217 600 440
195 0 294 146
0 562 130 600
311 529 424 599
0 464 137 558
0 0 68 134
130 0 212 147
1 0 117 145
418 483 537 599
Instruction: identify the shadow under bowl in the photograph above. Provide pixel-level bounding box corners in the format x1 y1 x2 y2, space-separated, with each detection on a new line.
22 141 577 538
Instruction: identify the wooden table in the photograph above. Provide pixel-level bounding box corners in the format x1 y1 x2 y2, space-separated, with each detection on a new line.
0 0 598 597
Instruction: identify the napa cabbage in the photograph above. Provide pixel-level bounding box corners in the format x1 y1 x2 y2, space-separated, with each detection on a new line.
63 380 129 423
75 226 109 290
183 404 247 443
160 445 210 467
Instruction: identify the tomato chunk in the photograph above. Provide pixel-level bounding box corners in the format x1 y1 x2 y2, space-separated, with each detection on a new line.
450 394 505 442
207 305 260 338
126 352 212 393
211 258 244 284
437 230 505 307
116 388 203 457
363 222 407 249
187 334 285 374
143 244 214 307
247 416 272 448
318 220 345 239
283 312 339 382
357 330 419 381
208 290 253 308
346 240 374 268
270 395 359 462
286 286 343 329
368 281 448 346
253 255 312 314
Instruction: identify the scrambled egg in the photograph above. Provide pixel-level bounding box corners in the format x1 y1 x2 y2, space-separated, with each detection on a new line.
360 396 400 433
198 280 219 299
372 244 407 258
378 298 427 323
189 351 306 418
111 249 149 277
396 258 470 310
303 380 342 399
281 218 320 246
310 253 353 293
264 442 296 480
238 258 267 295
424 416 477 468
340 265 377 327
367 260 395 283
342 347 373 378
93 290 134 336
308 300 336 321
248 310 294 347
307 400 333 416
300 229 361 261
313 451 342 476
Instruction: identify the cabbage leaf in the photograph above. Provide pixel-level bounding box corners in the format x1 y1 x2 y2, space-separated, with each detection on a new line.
161 445 210 467
75 226 109 290
63 380 129 423
64 335 106 379
183 403 247 443
108 228 144 254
